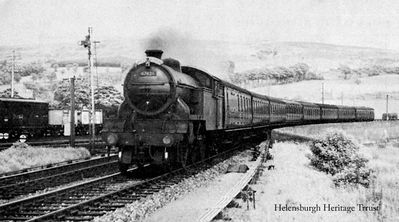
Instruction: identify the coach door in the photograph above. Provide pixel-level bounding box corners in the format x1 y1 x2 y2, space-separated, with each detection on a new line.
213 80 224 129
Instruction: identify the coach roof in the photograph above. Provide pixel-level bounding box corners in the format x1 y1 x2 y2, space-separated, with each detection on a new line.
0 97 48 104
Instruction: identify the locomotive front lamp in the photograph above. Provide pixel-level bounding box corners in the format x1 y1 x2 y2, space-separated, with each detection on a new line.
106 133 118 145
162 135 173 145
145 58 151 68
118 151 122 159
0 133 3 139
3 133 9 140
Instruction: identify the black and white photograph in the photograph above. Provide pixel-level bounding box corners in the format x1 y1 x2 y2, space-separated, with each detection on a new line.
0 0 398 221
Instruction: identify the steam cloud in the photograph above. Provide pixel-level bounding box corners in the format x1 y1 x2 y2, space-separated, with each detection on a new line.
141 28 232 80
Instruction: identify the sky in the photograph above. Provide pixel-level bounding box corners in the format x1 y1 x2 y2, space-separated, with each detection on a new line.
1 0 399 50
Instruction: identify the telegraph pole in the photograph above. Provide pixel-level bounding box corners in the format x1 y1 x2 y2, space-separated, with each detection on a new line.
341 92 343 105
89 28 96 151
80 27 96 151
321 82 325 104
93 41 100 90
386 94 389 116
11 50 15 98
70 77 76 147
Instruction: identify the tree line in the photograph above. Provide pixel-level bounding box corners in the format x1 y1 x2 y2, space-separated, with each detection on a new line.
229 63 323 86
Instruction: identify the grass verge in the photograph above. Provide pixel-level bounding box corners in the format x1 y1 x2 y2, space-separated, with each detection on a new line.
0 142 90 174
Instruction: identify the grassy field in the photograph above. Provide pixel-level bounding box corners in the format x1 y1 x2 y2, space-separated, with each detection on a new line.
0 143 90 173
220 141 399 222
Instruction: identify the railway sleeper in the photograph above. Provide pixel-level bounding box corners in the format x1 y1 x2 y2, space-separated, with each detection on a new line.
0 216 32 221
83 206 117 212
23 206 59 211
111 199 138 204
142 188 160 192
64 215 94 221
114 197 140 201
134 193 151 198
76 211 106 216
19 211 45 216
151 184 167 189
99 203 125 208
58 200 81 204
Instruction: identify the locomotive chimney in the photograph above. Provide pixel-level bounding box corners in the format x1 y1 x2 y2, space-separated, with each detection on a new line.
145 49 163 59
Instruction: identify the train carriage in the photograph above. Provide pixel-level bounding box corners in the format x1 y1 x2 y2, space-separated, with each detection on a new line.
355 107 375 121
0 97 106 142
283 99 303 123
337 105 356 121
252 93 270 126
299 101 321 122
269 97 286 123
0 98 48 140
222 82 252 128
317 103 338 122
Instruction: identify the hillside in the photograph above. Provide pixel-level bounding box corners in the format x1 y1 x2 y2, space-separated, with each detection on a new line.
2 39 399 77
0 39 398 117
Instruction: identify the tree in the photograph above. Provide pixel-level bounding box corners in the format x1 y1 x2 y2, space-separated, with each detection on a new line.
291 63 310 81
95 86 124 108
53 78 91 109
53 78 123 109
338 65 352 80
0 89 22 98
19 62 45 77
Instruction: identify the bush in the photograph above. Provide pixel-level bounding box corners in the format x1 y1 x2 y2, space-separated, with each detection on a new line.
308 131 373 187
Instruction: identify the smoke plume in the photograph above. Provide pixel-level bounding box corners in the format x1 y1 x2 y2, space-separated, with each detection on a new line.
141 28 231 80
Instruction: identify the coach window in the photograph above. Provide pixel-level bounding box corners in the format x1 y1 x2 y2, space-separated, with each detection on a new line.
241 96 244 113
245 98 247 113
244 97 247 114
244 98 246 114
240 96 244 113
212 81 217 97
237 95 240 113
245 98 248 113
241 96 244 114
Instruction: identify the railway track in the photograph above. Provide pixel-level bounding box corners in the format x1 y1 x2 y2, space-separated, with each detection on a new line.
0 155 118 200
205 132 311 221
0 145 243 221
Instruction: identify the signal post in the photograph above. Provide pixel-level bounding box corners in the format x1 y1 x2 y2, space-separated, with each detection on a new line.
80 27 96 151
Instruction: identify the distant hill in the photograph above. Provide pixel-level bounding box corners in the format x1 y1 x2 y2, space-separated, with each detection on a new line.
1 39 399 81
1 39 398 116
246 41 399 72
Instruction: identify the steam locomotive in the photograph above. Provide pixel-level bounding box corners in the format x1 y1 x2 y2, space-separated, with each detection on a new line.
101 50 374 172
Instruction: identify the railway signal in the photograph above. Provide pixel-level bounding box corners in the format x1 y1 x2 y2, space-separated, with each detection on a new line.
80 27 97 151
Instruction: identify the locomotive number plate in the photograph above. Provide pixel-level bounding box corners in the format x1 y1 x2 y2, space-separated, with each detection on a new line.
140 71 156 76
